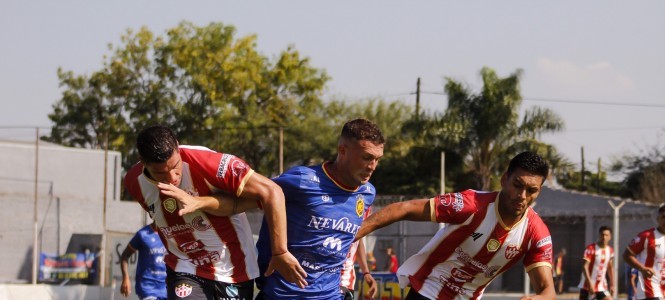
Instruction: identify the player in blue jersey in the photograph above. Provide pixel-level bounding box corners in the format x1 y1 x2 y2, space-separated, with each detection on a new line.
120 224 168 300
255 118 385 300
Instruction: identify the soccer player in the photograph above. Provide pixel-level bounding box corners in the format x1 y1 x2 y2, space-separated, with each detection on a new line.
120 223 167 300
578 226 615 300
623 204 665 300
355 151 555 300
254 118 385 300
124 125 306 300
340 238 377 300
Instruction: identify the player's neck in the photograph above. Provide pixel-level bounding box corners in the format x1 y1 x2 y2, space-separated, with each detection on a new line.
657 226 665 234
323 161 358 190
597 242 608 248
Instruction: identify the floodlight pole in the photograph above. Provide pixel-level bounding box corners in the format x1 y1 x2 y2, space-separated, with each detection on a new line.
608 200 625 300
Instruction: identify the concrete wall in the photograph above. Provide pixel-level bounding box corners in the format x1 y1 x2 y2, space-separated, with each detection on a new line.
0 141 144 283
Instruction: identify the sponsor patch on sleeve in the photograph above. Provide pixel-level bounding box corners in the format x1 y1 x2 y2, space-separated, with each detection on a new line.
535 236 552 248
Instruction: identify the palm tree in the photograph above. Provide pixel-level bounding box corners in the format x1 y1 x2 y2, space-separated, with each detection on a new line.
436 66 565 190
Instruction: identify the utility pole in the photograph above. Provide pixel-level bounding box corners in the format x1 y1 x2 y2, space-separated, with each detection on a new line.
581 146 586 190
597 158 602 193
415 77 421 121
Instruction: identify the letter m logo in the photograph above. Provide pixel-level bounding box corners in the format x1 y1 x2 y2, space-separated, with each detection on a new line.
323 237 342 251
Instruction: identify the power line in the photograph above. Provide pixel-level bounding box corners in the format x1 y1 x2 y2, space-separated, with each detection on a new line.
395 90 665 108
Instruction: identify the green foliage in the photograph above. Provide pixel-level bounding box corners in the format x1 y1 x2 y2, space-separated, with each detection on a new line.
610 137 665 203
47 22 330 174
419 67 567 191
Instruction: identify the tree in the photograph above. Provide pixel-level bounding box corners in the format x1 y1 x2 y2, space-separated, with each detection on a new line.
433 67 566 190
46 22 330 175
611 135 665 203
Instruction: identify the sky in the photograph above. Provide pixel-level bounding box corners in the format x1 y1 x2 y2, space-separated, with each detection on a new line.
1 1 664 175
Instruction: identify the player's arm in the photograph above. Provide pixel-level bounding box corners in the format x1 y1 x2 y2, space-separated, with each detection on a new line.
157 183 258 216
119 244 137 298
608 257 615 295
239 172 308 288
520 266 556 300
581 259 594 292
623 248 655 279
354 198 431 241
356 239 377 299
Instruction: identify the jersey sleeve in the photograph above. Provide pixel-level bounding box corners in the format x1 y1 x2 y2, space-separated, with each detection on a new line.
128 228 144 250
272 168 304 203
582 244 595 262
524 217 553 272
181 148 255 197
627 230 650 255
430 189 479 224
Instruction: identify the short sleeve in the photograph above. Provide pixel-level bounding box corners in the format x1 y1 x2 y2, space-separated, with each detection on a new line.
524 219 553 271
582 245 595 262
431 190 479 224
627 231 649 255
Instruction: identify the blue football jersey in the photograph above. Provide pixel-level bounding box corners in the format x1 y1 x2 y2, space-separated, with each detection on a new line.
256 163 376 300
129 225 167 298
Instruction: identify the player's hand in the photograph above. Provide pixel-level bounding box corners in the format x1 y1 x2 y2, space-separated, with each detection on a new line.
264 251 308 288
364 273 377 299
610 286 615 296
157 183 200 216
641 267 656 279
120 277 131 297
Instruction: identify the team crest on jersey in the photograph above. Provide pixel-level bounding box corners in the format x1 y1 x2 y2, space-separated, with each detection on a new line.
163 198 177 213
505 244 520 259
487 239 500 252
174 283 192 298
356 195 364 217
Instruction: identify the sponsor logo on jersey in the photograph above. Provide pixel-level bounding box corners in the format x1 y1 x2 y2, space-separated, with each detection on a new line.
159 222 208 238
452 193 464 212
543 247 552 261
179 240 205 254
487 239 500 252
190 251 221 266
450 268 473 283
298 253 320 271
175 283 193 298
307 216 360 234
191 216 211 231
217 154 232 178
505 244 520 259
471 232 483 241
322 194 331 202
536 236 552 248
230 159 247 177
323 237 343 251
630 237 640 246
355 195 364 217
163 198 177 213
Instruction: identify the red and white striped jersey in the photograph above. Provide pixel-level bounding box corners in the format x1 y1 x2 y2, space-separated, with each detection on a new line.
340 208 371 290
626 228 665 299
124 146 259 283
577 244 614 292
396 190 553 300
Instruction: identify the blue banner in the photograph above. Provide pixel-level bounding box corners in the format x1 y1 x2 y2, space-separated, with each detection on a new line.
39 252 98 282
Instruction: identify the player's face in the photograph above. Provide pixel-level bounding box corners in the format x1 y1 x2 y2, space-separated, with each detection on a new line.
599 229 612 245
499 168 544 221
144 150 183 186
339 139 384 186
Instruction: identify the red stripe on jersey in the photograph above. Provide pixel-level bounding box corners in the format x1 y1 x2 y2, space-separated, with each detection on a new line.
645 232 656 297
182 162 250 281
587 247 596 290
410 198 491 295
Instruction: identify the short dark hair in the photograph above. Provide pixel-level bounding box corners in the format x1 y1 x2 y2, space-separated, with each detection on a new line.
340 118 385 144
136 125 179 164
599 225 612 234
658 204 665 215
506 151 549 181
